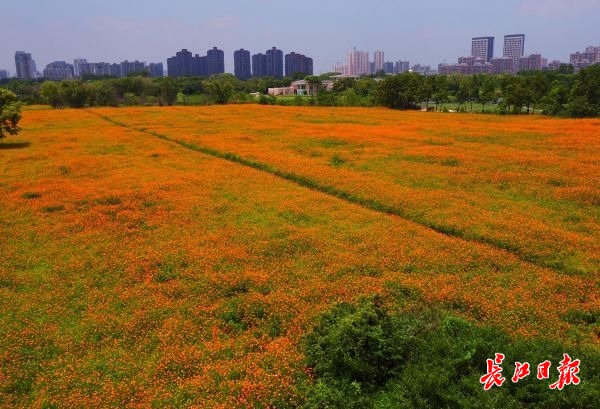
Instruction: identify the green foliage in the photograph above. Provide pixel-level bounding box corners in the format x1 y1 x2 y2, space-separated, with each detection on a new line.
375 73 423 109
3 67 599 117
159 77 178 106
567 64 600 117
305 296 415 388
202 74 238 104
316 91 339 106
0 88 22 138
303 297 600 408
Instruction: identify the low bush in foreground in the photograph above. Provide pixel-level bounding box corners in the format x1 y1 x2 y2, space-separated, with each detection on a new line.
302 296 599 408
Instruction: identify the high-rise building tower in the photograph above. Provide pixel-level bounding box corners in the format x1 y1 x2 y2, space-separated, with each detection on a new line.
14 51 37 79
206 47 225 76
472 37 494 62
284 52 313 77
43 61 74 80
120 60 146 76
503 34 525 71
167 49 193 77
73 58 88 77
347 48 369 76
373 50 384 73
148 63 164 78
252 53 267 77
266 47 284 78
234 49 251 80
396 60 410 73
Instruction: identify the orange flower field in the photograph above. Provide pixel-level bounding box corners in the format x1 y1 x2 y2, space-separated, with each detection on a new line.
0 106 598 407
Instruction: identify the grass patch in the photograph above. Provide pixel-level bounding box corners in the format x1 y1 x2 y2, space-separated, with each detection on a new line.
441 157 461 167
94 196 122 206
21 192 42 199
330 154 347 167
41 205 65 213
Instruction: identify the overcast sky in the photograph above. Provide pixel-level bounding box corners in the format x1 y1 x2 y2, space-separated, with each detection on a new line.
2 0 599 75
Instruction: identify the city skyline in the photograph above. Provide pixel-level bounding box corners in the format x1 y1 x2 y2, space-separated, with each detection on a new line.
2 0 599 74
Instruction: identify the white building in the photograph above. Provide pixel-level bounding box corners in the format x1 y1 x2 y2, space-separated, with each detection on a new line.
503 34 525 71
43 61 75 81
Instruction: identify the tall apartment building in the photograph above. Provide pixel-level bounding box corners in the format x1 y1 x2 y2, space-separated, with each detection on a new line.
373 50 384 73
396 60 410 73
333 61 347 75
285 52 313 77
193 54 208 77
206 47 225 76
167 49 193 77
503 34 525 71
73 58 88 77
347 48 369 76
14 51 37 79
91 63 113 77
266 47 284 78
252 53 267 77
234 49 251 80
120 60 146 76
383 61 394 74
43 61 75 81
0 70 10 79
472 37 494 62
148 63 164 78
110 63 121 77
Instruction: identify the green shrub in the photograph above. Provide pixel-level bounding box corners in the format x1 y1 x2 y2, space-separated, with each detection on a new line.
302 297 600 408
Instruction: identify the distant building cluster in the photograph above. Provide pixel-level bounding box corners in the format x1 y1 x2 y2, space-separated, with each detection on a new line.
165 46 312 79
4 39 599 81
167 47 224 77
244 47 312 79
334 48 411 76
11 51 163 80
437 34 555 75
570 46 600 72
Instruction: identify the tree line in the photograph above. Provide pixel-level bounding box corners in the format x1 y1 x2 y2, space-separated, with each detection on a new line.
1 65 599 117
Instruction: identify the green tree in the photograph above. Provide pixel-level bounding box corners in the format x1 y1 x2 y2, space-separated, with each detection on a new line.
478 76 497 112
540 80 569 116
432 75 449 111
567 64 600 117
60 81 88 108
375 72 423 110
354 77 376 97
203 74 237 104
86 81 118 107
40 81 64 108
342 88 361 106
455 77 471 111
0 88 22 138
419 76 434 109
332 77 356 93
159 77 178 106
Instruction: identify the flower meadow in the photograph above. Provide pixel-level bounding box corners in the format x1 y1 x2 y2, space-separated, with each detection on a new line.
0 106 598 407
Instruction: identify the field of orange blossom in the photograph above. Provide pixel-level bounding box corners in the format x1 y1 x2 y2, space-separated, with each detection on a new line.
0 106 598 407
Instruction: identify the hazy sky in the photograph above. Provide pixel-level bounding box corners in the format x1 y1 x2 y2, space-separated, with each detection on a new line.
2 0 599 75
